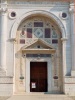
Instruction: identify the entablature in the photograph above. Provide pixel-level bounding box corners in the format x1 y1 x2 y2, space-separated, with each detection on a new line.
4 0 70 8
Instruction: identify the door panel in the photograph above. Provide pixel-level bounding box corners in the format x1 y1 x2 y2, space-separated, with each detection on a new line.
30 62 47 92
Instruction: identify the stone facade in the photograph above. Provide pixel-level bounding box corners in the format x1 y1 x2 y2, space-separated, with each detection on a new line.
0 0 75 96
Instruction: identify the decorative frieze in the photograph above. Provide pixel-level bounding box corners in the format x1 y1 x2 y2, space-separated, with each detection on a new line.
7 0 69 6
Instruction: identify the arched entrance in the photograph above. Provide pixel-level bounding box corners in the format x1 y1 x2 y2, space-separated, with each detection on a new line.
11 11 67 94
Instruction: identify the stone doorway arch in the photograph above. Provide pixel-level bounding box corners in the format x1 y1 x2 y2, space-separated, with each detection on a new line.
10 10 66 39
11 10 67 94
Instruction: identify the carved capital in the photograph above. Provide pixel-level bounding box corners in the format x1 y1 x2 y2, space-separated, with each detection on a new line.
0 8 7 12
69 7 74 13
1 0 7 4
61 38 67 41
0 8 8 14
69 3 74 13
8 38 16 43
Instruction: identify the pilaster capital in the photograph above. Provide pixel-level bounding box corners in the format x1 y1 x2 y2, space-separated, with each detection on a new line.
1 0 7 4
0 7 7 12
0 7 8 14
69 3 74 13
61 38 67 42
8 38 16 44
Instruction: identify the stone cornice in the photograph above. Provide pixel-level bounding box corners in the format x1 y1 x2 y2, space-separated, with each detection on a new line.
0 0 70 8
7 0 71 2
6 1 70 8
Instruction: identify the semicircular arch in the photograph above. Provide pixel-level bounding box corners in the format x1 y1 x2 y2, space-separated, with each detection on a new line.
10 10 66 39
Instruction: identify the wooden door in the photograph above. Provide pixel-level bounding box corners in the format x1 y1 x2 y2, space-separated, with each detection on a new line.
30 62 47 92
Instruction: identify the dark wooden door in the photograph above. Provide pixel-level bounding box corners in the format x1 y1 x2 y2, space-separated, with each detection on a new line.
30 62 47 92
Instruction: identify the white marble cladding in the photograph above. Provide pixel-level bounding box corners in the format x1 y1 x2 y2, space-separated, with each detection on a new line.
65 77 75 83
65 84 75 95
0 84 13 96
0 0 74 96
0 77 13 83
64 77 75 95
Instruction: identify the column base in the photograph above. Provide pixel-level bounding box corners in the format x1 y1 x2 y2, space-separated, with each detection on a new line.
71 71 75 76
64 76 75 96
0 68 13 96
0 76 13 96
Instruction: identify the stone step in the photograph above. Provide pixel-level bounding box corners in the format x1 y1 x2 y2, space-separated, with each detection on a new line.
0 96 9 100
6 95 73 100
14 92 44 95
14 92 63 96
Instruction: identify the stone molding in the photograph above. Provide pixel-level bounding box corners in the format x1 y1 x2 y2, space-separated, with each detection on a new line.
0 77 13 84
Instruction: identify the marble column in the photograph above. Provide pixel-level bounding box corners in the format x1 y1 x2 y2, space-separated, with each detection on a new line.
69 3 75 76
0 8 7 70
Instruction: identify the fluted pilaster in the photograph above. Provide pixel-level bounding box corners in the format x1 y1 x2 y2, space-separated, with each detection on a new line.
0 7 7 70
69 3 75 76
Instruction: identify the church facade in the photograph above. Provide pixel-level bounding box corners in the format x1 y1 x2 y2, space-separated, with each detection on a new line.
0 0 75 96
